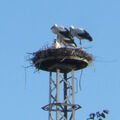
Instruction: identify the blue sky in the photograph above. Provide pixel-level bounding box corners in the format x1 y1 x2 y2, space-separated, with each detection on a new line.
0 0 120 120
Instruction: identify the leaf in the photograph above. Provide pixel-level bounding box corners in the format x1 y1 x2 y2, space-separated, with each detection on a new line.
90 113 95 119
101 113 106 118
96 112 101 118
103 110 109 114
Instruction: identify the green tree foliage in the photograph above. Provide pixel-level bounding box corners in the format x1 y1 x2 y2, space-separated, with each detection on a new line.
87 110 109 120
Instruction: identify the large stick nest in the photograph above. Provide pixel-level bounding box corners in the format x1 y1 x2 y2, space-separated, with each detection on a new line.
31 48 93 73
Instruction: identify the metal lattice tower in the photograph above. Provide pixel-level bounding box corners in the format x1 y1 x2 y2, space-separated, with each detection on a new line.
42 69 81 120
32 48 93 120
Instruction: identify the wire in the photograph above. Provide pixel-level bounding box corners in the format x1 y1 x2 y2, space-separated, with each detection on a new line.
24 67 27 89
22 66 28 89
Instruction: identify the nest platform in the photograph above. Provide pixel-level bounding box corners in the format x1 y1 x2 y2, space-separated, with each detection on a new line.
31 48 93 73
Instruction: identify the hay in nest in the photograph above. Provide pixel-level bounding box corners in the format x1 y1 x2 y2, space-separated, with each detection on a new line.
31 47 93 73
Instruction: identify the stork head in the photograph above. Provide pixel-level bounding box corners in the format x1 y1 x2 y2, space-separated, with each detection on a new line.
70 25 75 30
54 24 58 27
51 24 58 30
70 25 75 36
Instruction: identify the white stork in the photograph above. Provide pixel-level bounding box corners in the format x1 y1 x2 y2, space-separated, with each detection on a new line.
70 26 93 48
51 24 77 48
58 36 77 48
52 39 62 49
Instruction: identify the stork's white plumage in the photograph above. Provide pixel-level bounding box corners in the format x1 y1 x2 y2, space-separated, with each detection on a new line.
51 24 73 40
57 36 77 48
70 26 93 47
52 39 62 49
51 24 77 48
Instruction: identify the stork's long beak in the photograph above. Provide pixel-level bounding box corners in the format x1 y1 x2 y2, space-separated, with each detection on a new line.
51 26 54 30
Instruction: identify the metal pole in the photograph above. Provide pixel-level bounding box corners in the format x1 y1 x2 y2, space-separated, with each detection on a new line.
64 73 67 120
72 70 75 120
49 72 52 120
56 69 60 120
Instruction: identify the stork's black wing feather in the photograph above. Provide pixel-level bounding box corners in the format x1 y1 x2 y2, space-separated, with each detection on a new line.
77 33 87 38
77 32 93 41
59 28 73 39
63 39 77 47
59 31 72 38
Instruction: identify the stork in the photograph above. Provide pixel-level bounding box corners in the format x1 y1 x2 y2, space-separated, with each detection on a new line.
57 36 77 48
52 39 62 49
51 24 77 48
70 25 93 48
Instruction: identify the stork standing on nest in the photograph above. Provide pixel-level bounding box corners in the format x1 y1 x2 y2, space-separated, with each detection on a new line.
52 39 62 49
51 24 77 48
70 25 93 48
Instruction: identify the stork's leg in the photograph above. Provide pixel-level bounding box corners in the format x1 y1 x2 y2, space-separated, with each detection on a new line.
57 35 60 42
57 35 63 47
80 40 82 49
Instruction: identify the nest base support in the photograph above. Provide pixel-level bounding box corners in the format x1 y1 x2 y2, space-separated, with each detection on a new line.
42 103 82 112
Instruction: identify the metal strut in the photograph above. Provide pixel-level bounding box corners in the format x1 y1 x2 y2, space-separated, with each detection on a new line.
56 69 60 120
42 69 81 120
64 73 67 120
